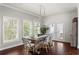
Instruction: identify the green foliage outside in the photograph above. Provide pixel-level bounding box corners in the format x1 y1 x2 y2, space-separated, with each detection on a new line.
4 19 40 41
23 20 30 36
4 20 17 40
23 20 40 37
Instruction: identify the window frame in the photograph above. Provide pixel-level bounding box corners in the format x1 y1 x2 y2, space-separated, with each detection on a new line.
33 22 40 37
23 19 32 37
3 16 19 43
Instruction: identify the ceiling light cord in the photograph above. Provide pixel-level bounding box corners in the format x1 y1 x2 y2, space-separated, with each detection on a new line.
44 7 45 16
40 5 41 16
40 5 46 17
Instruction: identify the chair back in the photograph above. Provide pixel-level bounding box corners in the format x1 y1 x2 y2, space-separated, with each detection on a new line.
22 38 31 47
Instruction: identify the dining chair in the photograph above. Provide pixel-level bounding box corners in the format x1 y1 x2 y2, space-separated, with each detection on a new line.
32 38 44 54
22 38 35 55
42 36 49 52
43 35 53 52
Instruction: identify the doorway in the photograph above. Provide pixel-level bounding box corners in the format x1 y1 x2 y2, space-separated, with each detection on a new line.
49 24 64 40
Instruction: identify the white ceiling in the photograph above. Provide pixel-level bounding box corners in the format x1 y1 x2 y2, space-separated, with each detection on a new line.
1 3 78 16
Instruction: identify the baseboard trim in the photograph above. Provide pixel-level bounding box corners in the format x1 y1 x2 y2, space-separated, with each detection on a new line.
0 43 24 51
52 40 70 44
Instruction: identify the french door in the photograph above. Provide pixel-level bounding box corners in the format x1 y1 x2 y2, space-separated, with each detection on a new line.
49 24 64 40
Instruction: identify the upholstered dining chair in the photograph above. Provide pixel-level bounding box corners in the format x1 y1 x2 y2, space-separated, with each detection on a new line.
42 36 49 52
48 34 53 47
22 38 35 55
22 37 44 55
43 35 53 52
33 40 44 54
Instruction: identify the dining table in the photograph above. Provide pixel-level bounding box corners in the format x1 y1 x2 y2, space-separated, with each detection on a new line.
23 35 48 43
23 35 48 54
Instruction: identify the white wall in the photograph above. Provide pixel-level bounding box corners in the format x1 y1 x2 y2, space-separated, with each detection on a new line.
43 10 77 43
0 5 39 50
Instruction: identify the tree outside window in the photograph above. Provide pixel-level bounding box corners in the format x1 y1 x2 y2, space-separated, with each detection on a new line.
23 20 40 37
3 16 18 42
23 20 32 37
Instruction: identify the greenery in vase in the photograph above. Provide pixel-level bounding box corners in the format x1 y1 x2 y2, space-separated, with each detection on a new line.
40 25 49 35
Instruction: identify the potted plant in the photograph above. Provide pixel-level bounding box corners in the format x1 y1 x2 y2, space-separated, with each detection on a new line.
40 25 49 35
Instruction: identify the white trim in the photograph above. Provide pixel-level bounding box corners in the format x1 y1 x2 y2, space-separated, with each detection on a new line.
52 39 70 43
0 42 23 51
78 46 79 49
0 3 40 17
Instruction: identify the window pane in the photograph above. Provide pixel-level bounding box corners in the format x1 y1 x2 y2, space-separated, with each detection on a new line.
23 20 40 37
23 20 32 37
3 16 18 42
33 22 40 37
49 24 55 39
57 24 63 39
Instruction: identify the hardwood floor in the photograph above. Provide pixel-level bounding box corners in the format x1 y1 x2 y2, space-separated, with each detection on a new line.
0 41 79 55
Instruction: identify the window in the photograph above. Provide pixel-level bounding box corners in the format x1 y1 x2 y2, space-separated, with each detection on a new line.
33 22 40 37
57 24 63 39
3 16 19 43
23 19 32 37
49 24 56 39
23 19 40 37
49 24 64 40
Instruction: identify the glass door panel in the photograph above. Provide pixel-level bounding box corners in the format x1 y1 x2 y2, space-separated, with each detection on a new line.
57 24 63 39
49 24 64 40
49 24 56 39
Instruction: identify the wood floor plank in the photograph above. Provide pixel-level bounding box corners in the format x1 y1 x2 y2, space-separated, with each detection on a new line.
0 41 79 55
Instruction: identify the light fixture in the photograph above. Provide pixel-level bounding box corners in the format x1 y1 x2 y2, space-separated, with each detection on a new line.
39 5 46 17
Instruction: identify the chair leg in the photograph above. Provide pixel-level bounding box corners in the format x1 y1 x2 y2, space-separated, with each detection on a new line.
24 46 29 55
45 46 48 53
44 44 48 53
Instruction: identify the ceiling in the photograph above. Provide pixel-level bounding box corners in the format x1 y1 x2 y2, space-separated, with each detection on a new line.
1 3 78 17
